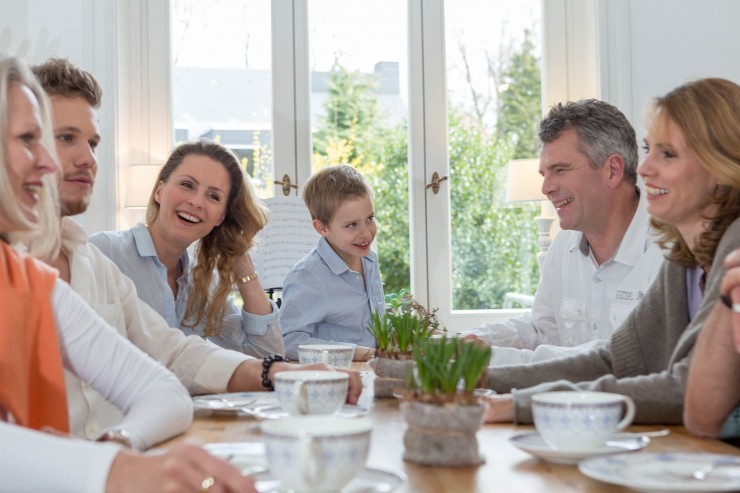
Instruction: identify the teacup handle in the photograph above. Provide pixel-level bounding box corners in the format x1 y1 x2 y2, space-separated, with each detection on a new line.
616 395 636 430
299 436 326 487
292 380 309 415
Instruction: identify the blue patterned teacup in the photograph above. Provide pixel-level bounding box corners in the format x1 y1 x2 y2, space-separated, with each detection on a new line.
274 370 349 416
261 416 372 492
298 344 354 368
532 391 635 451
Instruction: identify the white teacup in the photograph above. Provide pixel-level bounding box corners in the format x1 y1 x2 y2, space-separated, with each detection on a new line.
274 370 349 416
532 391 635 451
261 416 372 493
298 344 354 368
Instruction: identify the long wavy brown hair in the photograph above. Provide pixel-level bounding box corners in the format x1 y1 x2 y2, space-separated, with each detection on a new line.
146 140 268 336
646 78 740 270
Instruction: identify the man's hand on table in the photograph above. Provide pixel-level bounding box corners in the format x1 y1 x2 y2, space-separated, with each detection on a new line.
481 394 515 423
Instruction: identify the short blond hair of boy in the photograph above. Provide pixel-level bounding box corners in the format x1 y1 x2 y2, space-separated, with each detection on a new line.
302 165 373 224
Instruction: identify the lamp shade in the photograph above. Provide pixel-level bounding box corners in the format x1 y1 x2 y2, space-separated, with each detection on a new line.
124 164 161 208
505 158 545 203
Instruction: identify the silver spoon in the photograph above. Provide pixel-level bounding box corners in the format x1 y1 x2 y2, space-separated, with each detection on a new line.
613 429 670 439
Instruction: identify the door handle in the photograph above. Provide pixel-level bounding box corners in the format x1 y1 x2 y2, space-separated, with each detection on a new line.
425 172 449 195
273 174 299 196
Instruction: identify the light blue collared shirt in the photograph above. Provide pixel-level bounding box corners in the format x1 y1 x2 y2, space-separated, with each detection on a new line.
280 237 385 359
89 223 282 356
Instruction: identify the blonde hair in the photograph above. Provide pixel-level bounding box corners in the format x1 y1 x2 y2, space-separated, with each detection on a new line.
302 165 373 224
146 140 268 336
646 78 740 269
0 56 61 256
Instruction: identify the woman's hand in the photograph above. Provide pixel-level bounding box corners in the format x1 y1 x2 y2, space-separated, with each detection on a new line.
721 248 740 352
106 444 256 493
481 394 515 423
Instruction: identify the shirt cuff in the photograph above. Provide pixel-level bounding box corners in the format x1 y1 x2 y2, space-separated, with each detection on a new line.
241 298 280 335
192 351 253 394
721 406 740 439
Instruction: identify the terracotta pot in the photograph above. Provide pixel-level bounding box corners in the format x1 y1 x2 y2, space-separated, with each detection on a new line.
400 399 485 466
368 356 415 398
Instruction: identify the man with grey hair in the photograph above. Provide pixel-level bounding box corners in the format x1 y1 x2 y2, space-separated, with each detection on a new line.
464 99 665 365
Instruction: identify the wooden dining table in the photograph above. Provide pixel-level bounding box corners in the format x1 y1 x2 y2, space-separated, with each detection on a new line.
162 371 740 492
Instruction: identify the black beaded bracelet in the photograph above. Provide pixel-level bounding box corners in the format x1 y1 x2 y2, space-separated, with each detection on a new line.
261 354 284 391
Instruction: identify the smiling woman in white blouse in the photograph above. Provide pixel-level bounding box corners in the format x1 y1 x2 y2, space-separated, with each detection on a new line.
90 140 285 358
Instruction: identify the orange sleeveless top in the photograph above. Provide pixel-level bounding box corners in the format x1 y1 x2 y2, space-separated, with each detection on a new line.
0 241 69 432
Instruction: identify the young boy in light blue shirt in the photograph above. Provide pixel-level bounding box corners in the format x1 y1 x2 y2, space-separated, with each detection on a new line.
280 165 385 360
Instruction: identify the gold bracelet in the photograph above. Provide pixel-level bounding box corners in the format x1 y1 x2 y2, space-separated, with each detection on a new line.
238 272 259 285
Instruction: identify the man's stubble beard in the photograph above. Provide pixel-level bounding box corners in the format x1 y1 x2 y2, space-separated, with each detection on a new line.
61 197 90 217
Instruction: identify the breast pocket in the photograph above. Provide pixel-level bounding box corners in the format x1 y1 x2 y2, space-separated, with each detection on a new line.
609 301 639 331
558 297 587 346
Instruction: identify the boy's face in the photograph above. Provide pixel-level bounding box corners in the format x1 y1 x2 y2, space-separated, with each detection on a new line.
313 195 376 270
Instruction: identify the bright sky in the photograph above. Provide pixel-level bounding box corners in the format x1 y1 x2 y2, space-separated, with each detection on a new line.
171 0 540 107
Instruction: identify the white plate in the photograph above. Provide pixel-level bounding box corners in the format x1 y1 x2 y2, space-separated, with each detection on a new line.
579 452 740 492
250 467 404 493
192 392 277 415
203 442 268 475
509 431 649 465
253 403 371 420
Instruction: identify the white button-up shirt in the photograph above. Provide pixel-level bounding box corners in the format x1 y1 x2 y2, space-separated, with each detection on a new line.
61 219 249 440
472 189 666 365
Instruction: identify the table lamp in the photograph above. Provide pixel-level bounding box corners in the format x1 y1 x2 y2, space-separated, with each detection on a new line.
505 158 555 270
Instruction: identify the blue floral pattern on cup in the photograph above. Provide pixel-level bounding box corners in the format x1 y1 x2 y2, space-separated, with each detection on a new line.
298 344 354 368
532 391 635 451
261 417 372 493
274 371 349 416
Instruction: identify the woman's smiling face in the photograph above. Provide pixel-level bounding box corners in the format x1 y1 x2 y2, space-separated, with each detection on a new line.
638 116 718 245
2 82 58 230
151 153 230 248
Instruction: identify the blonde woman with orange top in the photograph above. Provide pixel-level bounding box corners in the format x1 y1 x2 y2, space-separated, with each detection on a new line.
0 55 254 493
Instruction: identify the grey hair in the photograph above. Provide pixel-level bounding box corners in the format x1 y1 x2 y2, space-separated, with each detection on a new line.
538 99 638 185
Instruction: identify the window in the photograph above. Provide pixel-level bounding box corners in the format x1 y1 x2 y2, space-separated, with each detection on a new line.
171 0 274 198
165 0 581 326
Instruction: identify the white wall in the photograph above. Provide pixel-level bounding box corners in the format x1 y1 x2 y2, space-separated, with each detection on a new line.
0 0 117 233
602 0 740 142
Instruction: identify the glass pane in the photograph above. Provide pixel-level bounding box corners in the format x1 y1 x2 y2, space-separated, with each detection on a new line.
171 0 274 198
445 0 542 310
307 0 410 294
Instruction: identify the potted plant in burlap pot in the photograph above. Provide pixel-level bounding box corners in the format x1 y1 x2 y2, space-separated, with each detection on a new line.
367 291 438 398
399 336 491 467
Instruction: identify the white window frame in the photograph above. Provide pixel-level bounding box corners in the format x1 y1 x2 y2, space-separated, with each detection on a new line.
113 0 610 320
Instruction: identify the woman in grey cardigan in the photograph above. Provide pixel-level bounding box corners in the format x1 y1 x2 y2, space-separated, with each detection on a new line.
482 78 740 425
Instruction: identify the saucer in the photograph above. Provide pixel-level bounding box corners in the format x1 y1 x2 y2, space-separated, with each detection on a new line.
254 403 371 420
250 467 404 493
579 452 740 492
193 392 278 416
509 431 649 465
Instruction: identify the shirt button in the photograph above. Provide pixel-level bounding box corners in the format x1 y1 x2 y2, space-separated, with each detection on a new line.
592 323 598 331
87 424 99 435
